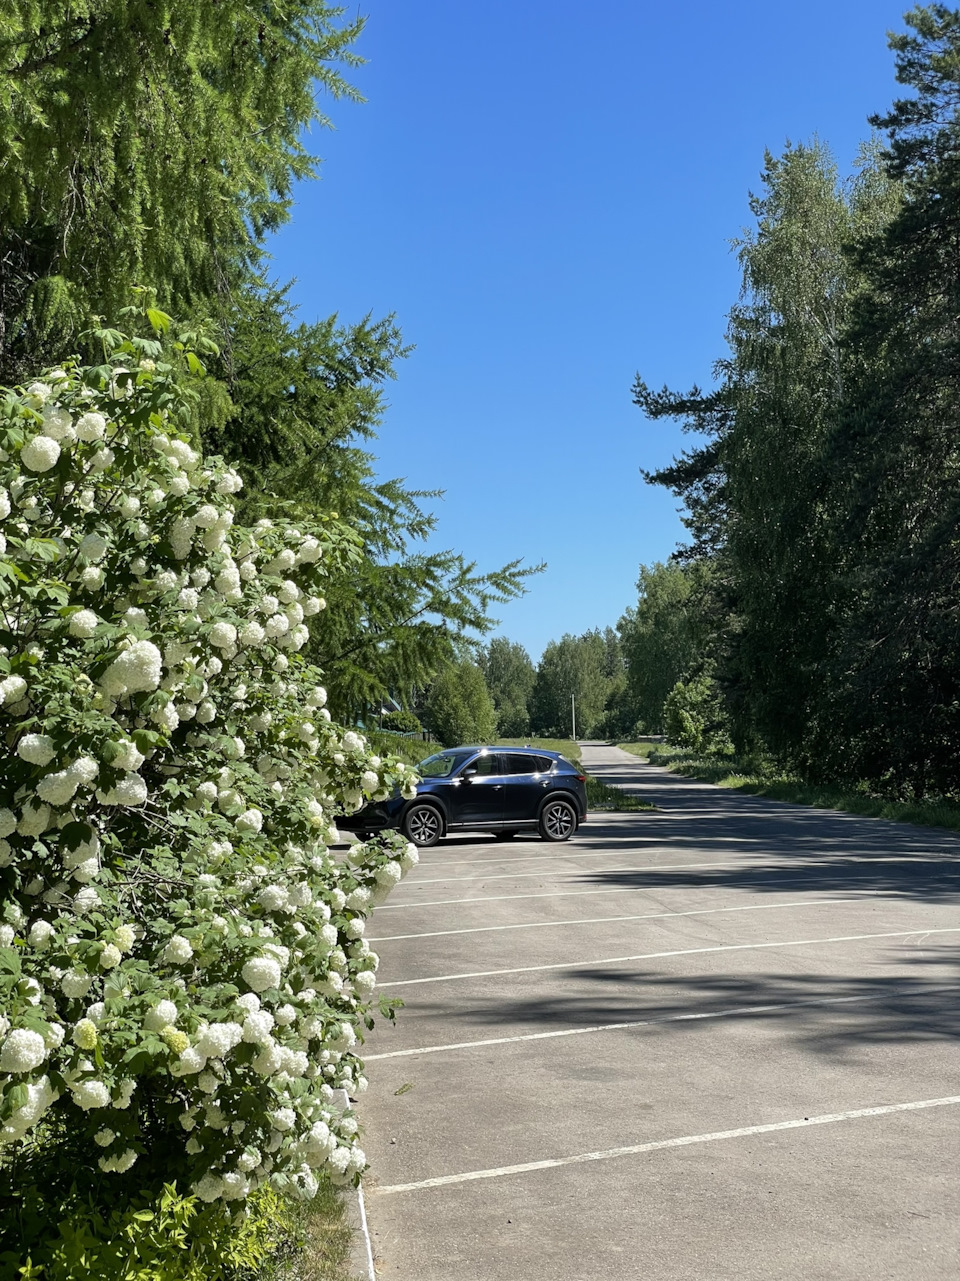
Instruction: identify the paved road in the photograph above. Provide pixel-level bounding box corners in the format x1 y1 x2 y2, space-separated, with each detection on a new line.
358 744 960 1280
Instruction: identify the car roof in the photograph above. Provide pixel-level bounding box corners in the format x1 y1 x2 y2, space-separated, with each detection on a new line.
437 745 563 759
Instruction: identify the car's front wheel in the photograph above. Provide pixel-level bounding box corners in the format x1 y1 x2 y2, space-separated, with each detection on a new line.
403 803 443 848
539 798 576 842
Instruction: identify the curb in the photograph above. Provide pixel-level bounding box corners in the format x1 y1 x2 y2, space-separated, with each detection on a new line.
334 1089 377 1279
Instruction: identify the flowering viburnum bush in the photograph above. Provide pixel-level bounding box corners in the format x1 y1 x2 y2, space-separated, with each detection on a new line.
0 345 421 1207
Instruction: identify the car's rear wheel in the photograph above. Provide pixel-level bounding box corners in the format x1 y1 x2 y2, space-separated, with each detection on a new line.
539 798 576 842
403 803 443 848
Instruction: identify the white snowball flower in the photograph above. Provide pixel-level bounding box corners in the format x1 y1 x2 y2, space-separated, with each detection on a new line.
18 800 52 837
241 1010 275 1045
21 435 61 472
79 532 108 561
341 731 362 752
0 675 27 705
68 609 100 638
236 808 263 834
353 970 377 996
0 1028 48 1073
239 620 265 647
163 935 194 964
115 924 136 953
79 565 104 590
209 621 237 650
112 740 145 772
27 920 55 950
76 412 107 441
97 773 148 807
17 734 56 766
144 1000 179 1032
36 768 79 806
118 494 141 518
99 640 163 696
241 956 282 993
61 968 93 999
72 1079 111 1110
195 1021 243 1058
41 406 74 440
99 943 122 969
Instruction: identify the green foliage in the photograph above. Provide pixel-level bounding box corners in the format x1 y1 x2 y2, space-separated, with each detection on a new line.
425 661 498 748
0 1153 292 1280
479 638 536 737
662 671 731 755
0 2 364 381
529 630 615 738
378 710 422 735
616 563 711 735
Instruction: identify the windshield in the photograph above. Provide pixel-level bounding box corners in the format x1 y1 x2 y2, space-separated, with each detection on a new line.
417 751 472 778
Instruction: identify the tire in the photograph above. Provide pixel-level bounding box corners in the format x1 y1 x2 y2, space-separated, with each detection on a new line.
539 798 577 843
495 830 519 841
403 803 443 848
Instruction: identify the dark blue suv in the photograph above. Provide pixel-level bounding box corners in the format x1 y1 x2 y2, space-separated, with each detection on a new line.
340 746 588 848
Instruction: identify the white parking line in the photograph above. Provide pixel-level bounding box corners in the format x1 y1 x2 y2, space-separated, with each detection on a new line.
375 1095 960 1195
381 860 960 906
392 857 754 887
378 927 960 988
412 845 684 869
390 856 960 889
365 985 960 1060
369 896 866 942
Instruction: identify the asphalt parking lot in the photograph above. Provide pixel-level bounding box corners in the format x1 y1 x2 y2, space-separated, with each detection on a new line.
359 744 960 1280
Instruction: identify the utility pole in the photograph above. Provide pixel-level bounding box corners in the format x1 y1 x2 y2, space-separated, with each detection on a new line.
571 693 577 741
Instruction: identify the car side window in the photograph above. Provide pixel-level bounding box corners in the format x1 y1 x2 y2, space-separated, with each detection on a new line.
471 752 501 776
535 755 555 773
501 753 540 774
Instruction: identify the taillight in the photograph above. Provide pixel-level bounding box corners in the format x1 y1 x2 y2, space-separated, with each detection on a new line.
577 774 586 782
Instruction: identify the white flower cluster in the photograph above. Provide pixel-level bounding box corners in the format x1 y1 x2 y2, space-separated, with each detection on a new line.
0 356 420 1205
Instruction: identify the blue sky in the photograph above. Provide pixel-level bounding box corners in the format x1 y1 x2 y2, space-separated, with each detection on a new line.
268 0 911 661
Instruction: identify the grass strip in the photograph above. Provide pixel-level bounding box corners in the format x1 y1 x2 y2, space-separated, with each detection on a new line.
619 742 960 834
585 774 656 812
257 1177 363 1281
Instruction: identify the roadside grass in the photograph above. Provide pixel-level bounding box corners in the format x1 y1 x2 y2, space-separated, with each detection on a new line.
495 737 582 764
257 1178 362 1281
365 729 437 766
620 742 960 834
585 774 656 812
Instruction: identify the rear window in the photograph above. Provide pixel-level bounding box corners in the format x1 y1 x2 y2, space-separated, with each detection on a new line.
501 753 543 775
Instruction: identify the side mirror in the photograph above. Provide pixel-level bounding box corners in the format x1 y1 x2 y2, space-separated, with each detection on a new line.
461 766 478 781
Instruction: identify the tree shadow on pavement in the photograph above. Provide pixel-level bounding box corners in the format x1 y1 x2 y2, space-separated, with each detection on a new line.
411 948 960 1058
573 852 960 903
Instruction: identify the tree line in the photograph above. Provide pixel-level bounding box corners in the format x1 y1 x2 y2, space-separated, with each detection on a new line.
435 7 960 796
631 6 960 799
